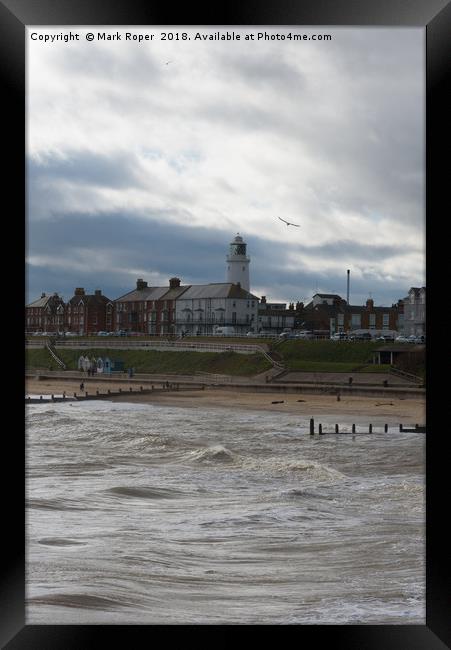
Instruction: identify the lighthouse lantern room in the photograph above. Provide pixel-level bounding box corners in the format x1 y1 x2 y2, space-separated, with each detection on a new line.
226 233 250 292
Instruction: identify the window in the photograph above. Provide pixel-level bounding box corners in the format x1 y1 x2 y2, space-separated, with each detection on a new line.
369 313 376 329
382 313 389 329
351 313 361 328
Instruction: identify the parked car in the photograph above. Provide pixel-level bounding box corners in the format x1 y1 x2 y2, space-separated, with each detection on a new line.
407 334 425 344
330 332 347 341
97 331 109 336
395 335 409 343
355 332 372 341
295 331 314 340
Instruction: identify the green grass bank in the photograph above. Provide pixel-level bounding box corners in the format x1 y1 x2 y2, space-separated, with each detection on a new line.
26 347 272 377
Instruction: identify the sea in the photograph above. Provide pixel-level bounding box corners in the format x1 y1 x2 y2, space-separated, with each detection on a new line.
26 398 425 624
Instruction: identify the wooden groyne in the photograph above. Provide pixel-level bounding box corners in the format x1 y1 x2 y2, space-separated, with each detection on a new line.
25 383 203 404
308 417 426 435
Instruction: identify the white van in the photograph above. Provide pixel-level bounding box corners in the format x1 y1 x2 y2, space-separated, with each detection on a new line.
213 327 236 336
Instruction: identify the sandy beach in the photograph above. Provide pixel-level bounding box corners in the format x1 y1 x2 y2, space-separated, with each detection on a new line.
26 377 425 425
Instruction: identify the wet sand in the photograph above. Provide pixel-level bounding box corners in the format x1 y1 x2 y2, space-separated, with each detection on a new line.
26 378 425 425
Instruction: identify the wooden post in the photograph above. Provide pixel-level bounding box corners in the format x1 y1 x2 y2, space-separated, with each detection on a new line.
384 424 388 433
96 390 99 395
369 424 373 433
40 395 43 400
352 424 356 433
335 424 339 434
309 418 314 436
119 388 122 393
85 391 88 397
399 424 403 432
108 389 111 394
74 393 77 398
51 394 54 401
140 386 143 391
129 387 132 392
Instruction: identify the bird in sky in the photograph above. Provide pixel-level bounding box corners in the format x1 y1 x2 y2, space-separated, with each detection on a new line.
278 217 300 227
165 60 173 65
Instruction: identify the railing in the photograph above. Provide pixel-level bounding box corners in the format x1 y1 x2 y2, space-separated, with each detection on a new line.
47 339 266 355
45 340 66 369
389 366 423 384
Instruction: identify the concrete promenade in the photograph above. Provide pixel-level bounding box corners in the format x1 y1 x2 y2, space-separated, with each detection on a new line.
25 369 425 400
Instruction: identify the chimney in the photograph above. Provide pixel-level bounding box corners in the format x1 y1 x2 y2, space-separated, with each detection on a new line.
261 296 266 304
41 292 46 298
136 279 148 290
74 288 85 296
95 289 102 296
236 282 241 288
169 277 181 289
346 270 350 304
366 298 374 309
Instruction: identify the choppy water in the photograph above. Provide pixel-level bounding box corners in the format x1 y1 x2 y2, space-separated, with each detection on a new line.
26 399 425 624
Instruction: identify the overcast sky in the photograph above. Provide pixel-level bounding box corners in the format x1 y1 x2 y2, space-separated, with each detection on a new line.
26 26 425 306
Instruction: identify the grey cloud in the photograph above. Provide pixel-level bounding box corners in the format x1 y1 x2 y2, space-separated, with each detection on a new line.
26 210 416 307
27 151 145 191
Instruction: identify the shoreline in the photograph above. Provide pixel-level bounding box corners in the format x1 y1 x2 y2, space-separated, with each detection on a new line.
26 378 426 425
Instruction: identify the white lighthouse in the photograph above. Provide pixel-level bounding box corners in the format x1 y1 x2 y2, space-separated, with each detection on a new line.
226 233 250 291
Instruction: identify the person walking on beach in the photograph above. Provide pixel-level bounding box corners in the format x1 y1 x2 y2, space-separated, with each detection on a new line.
80 381 84 391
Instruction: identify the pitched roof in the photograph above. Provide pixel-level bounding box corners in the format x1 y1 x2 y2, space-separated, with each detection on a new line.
178 283 259 300
26 294 64 308
114 286 168 302
313 293 343 299
68 293 112 306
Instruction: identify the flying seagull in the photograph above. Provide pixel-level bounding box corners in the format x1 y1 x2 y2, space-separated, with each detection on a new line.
278 217 300 227
165 60 173 65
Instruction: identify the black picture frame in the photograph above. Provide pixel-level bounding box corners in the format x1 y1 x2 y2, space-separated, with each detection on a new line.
3 0 449 647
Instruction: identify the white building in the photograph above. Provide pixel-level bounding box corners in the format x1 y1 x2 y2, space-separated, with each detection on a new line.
226 234 250 291
175 283 259 336
403 287 426 336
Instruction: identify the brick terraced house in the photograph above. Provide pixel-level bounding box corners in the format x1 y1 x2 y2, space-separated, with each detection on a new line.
114 277 188 335
25 292 65 334
299 294 402 336
66 288 113 335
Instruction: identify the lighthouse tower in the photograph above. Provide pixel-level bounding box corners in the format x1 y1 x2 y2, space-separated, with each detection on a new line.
226 233 250 291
